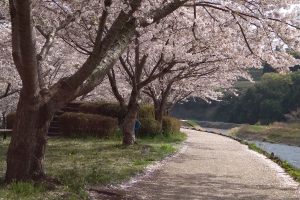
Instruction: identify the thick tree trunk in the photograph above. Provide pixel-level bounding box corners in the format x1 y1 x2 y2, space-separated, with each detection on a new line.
30 106 54 180
122 90 139 145
5 91 55 182
5 91 40 182
29 131 47 180
122 104 138 145
155 107 164 125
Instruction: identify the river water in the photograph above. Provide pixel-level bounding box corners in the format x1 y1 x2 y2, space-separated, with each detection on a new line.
253 141 300 169
200 126 300 169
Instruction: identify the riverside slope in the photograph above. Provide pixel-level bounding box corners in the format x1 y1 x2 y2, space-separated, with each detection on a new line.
91 129 300 199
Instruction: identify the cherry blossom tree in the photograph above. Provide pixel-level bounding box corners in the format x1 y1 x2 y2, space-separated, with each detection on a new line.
105 2 300 142
2 0 193 182
105 19 237 143
1 0 299 182
107 32 185 144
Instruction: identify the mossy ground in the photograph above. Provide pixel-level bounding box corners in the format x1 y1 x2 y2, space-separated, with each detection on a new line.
0 131 186 200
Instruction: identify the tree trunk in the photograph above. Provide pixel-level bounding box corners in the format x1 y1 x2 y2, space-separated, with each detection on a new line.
5 91 41 182
30 104 54 180
5 91 55 182
122 104 138 145
29 130 47 180
155 104 164 126
122 90 139 145
154 98 167 127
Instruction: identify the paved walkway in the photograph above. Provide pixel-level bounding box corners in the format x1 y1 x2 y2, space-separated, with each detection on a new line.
91 129 300 199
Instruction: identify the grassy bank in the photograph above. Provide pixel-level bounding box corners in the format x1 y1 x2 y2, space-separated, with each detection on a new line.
0 132 186 200
247 143 300 183
230 122 300 146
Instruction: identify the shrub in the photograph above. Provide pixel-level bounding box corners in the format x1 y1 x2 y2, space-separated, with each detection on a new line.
259 99 283 124
6 112 16 129
162 116 181 134
59 112 118 138
138 118 161 137
79 102 127 123
139 104 155 119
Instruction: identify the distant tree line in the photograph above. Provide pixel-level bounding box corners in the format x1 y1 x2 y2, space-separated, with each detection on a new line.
172 72 300 125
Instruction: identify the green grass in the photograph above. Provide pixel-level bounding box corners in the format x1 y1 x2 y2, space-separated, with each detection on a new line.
247 143 300 183
247 125 268 132
0 131 186 199
231 122 300 146
248 143 265 154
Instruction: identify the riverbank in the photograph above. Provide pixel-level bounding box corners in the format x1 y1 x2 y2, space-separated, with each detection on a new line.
230 122 300 147
248 143 300 183
0 132 186 200
230 123 300 183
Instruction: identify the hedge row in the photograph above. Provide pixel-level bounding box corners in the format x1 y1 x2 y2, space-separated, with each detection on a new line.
79 102 155 121
79 102 127 123
59 112 118 138
5 103 181 138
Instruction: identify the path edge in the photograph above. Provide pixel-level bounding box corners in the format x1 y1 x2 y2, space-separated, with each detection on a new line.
184 126 300 194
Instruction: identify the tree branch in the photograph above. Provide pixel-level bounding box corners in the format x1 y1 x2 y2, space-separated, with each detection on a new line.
107 69 125 107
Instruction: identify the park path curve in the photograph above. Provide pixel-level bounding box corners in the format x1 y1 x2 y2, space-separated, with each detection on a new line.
92 129 300 200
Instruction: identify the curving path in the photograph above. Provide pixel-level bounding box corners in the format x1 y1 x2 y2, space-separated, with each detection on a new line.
91 129 300 200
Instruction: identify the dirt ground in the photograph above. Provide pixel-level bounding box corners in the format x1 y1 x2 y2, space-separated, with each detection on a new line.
90 129 300 200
